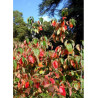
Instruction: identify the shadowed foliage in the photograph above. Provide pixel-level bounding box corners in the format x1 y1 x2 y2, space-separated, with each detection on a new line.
39 0 84 44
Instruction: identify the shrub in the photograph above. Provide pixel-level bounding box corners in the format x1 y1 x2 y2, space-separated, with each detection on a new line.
13 16 84 98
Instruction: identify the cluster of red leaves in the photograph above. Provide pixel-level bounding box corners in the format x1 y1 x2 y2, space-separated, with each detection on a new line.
13 17 83 98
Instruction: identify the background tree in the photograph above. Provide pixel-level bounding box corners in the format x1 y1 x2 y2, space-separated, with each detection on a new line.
39 0 83 44
39 17 44 24
27 16 54 39
13 10 28 41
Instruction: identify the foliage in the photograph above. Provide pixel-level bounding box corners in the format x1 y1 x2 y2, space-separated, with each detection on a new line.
13 15 84 98
39 0 83 44
13 10 28 41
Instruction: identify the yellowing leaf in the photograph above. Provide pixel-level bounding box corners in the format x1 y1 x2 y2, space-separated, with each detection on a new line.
76 44 80 51
57 29 60 35
39 70 45 74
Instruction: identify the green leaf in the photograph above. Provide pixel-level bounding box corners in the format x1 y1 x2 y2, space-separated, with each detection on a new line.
26 38 29 43
71 71 74 76
62 8 68 16
74 83 79 90
18 48 23 54
39 17 43 23
29 19 31 24
41 41 46 47
70 18 76 26
82 40 84 46
22 57 25 63
15 78 19 82
81 60 84 66
82 52 84 59
60 58 64 64
33 48 40 56
33 48 40 63
66 44 73 52
33 38 38 44
22 67 25 73
81 78 84 89
81 60 84 69
43 41 46 46
75 56 81 64
13 60 17 70
44 36 47 41
29 80 33 86
34 29 39 33
63 76 66 81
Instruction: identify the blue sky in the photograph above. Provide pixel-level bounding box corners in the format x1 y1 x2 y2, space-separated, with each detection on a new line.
13 0 67 23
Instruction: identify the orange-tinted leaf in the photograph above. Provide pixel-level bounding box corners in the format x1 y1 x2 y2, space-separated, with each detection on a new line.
38 62 44 67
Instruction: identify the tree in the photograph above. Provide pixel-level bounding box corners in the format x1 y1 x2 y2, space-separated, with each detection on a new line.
27 16 54 39
39 0 83 44
13 10 28 41
39 17 43 24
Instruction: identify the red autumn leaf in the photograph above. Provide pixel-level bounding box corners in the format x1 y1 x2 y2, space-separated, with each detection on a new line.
50 78 55 84
21 79 25 86
54 72 60 78
17 73 21 78
64 49 68 55
67 81 72 97
35 82 40 89
18 82 21 89
61 21 65 26
82 75 84 79
61 83 66 88
13 57 15 60
22 52 27 58
24 54 26 58
45 75 48 79
21 43 24 48
17 64 19 70
36 42 39 47
52 20 56 26
39 49 44 57
23 74 28 79
24 88 30 95
55 46 61 52
52 60 58 69
38 87 42 93
52 33 56 38
24 40 26 45
25 82 29 88
70 60 76 68
62 17 67 20
28 55 35 64
19 58 23 65
51 52 57 58
69 23 73 28
64 25 67 30
48 86 54 92
59 86 66 96
44 84 50 88
54 85 59 91
42 80 50 87
15 44 17 48
39 26 43 31
38 21 40 24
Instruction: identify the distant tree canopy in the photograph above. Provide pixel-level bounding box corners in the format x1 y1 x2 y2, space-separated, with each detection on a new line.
13 10 28 41
27 16 54 39
39 0 83 44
